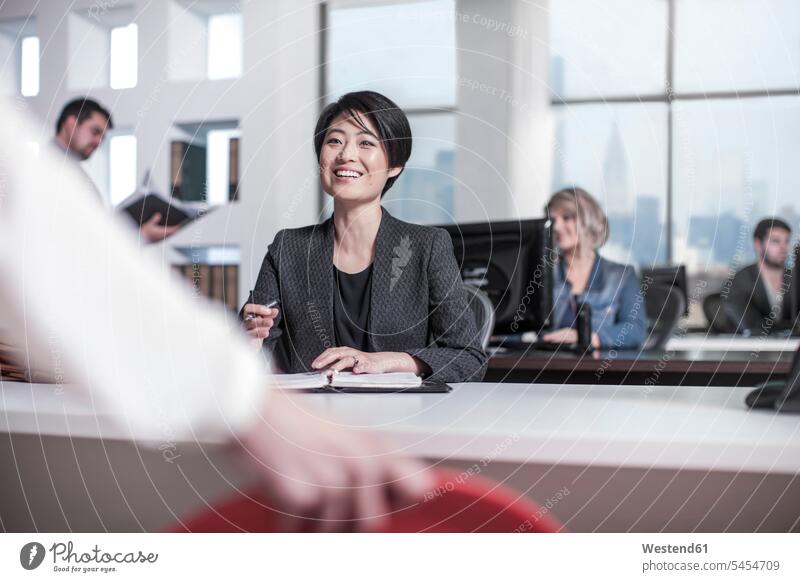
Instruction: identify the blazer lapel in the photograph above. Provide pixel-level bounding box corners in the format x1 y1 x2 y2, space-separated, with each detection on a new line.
369 208 397 348
368 208 392 351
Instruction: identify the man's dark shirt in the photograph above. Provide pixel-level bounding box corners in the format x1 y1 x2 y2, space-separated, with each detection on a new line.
722 263 793 335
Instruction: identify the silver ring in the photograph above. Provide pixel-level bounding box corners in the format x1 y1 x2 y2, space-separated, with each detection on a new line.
352 355 359 367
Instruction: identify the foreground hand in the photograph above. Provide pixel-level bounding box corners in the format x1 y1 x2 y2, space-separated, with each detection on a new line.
242 303 280 349
140 212 180 242
312 348 426 375
239 389 434 531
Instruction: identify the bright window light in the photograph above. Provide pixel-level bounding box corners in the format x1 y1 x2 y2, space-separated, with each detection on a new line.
109 134 137 205
20 36 39 96
207 13 242 80
207 128 240 205
327 0 456 108
110 23 137 89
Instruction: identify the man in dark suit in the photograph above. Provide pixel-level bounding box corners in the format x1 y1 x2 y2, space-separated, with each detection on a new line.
723 217 794 335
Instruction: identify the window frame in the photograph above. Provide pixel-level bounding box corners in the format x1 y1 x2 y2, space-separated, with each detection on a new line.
550 0 800 264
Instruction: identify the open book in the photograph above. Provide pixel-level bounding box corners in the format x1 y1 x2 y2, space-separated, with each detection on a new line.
119 191 210 228
117 171 215 229
272 371 450 393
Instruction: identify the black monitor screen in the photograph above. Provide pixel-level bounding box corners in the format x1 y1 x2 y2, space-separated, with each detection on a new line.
436 219 555 334
789 243 800 332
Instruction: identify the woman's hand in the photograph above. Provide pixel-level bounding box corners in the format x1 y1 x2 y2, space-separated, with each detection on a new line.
242 303 280 349
542 328 601 348
312 348 428 375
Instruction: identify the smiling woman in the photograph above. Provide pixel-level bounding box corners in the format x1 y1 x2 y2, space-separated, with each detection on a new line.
241 91 487 383
315 91 411 199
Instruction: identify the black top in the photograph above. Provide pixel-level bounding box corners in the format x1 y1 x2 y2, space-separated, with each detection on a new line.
333 265 373 351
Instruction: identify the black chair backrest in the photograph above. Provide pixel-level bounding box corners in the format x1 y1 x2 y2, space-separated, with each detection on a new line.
702 292 732 333
463 284 495 350
643 284 686 350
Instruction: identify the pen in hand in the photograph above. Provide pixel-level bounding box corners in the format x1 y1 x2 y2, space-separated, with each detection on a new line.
243 289 279 321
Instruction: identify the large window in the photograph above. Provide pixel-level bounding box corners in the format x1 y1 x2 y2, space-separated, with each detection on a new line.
552 103 668 267
324 0 456 224
550 0 800 325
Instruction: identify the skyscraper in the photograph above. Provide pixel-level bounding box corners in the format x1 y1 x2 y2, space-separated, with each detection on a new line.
602 120 633 214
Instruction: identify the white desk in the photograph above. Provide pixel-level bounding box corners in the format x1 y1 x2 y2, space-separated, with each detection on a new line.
2 381 799 532
666 334 799 353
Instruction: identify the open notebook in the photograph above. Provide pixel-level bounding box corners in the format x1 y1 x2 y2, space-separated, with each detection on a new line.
272 371 451 393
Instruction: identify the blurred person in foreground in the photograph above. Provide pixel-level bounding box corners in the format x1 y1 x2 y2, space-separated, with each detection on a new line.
0 96 432 532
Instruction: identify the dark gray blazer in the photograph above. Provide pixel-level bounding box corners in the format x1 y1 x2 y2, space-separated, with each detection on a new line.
250 208 487 382
723 263 793 335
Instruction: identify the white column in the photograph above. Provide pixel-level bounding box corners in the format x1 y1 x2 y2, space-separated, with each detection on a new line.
454 0 551 222
238 0 321 301
505 0 552 219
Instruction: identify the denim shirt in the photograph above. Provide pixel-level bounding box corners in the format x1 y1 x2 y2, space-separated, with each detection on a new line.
551 254 646 349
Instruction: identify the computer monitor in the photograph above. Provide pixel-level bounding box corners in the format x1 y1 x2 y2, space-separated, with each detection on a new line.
436 218 555 334
640 265 689 316
788 243 800 334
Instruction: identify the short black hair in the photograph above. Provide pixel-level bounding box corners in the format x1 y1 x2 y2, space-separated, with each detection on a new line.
55 98 113 135
753 217 791 242
313 91 412 196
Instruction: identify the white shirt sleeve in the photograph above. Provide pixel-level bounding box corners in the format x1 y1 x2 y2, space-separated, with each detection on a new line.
0 98 270 444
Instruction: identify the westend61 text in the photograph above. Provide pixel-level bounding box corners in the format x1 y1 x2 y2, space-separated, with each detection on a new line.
642 543 708 554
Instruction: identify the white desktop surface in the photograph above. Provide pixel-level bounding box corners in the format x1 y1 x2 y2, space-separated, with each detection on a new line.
2 381 799 475
666 334 799 353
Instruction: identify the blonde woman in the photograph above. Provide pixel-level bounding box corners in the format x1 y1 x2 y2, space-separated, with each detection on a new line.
543 187 646 350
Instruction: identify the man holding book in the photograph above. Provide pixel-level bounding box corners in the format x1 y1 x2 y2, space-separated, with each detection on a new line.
52 97 178 243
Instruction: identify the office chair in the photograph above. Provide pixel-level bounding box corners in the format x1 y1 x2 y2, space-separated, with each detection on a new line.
702 292 732 333
643 284 686 350
463 284 495 350
169 468 562 533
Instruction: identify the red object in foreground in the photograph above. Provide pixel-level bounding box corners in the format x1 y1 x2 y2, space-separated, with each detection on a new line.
170 469 562 533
